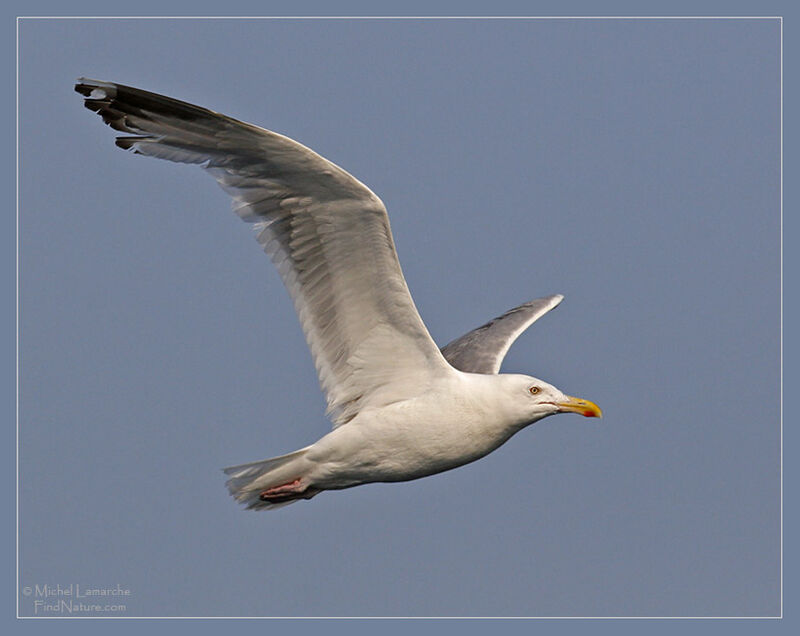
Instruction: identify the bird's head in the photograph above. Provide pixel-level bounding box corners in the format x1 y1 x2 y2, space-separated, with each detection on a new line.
500 374 602 425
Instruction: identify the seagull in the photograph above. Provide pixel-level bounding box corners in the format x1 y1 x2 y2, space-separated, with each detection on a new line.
75 78 602 510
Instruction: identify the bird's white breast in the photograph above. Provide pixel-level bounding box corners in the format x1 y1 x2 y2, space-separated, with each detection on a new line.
305 372 522 489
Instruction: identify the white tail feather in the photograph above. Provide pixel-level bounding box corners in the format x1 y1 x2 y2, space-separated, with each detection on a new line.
223 446 313 511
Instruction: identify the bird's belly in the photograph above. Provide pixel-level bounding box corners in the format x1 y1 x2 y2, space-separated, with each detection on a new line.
306 406 512 489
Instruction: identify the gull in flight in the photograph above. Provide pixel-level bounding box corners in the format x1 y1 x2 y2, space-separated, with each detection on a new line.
75 79 602 510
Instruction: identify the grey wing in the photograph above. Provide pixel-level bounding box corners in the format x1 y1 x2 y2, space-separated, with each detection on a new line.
76 78 451 427
440 295 564 374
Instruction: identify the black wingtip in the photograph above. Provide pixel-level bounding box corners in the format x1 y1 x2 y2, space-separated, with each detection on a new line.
74 78 116 98
74 78 94 96
114 136 148 150
76 77 230 128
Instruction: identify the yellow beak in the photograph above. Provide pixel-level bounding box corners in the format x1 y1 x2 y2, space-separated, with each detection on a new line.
556 395 603 418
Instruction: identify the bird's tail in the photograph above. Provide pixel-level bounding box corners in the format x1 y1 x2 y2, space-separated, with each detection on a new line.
223 446 316 511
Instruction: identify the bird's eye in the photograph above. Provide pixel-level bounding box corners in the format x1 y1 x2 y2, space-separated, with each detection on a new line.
529 386 541 395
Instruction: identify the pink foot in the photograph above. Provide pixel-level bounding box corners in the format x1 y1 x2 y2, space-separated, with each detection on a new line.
259 478 305 502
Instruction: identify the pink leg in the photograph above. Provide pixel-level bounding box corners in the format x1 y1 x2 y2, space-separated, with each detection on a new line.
259 478 309 503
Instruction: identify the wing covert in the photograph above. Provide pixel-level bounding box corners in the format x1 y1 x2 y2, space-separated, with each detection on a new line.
440 295 564 374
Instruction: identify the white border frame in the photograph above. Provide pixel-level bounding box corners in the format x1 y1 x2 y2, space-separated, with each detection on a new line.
15 14 783 620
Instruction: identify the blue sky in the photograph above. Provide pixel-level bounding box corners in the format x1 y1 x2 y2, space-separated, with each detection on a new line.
15 12 780 622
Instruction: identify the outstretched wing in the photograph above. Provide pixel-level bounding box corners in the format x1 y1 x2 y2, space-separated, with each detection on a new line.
440 295 563 374
76 78 451 427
